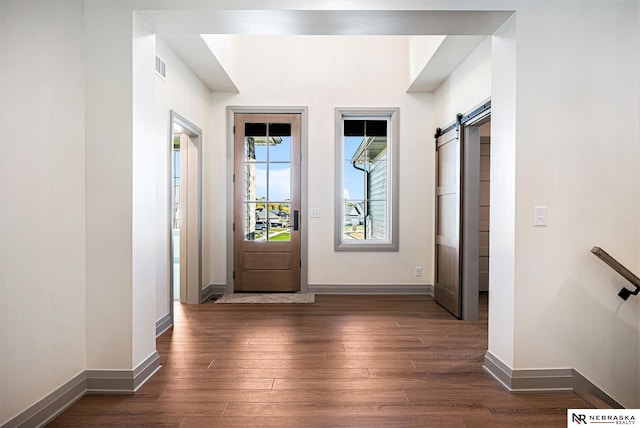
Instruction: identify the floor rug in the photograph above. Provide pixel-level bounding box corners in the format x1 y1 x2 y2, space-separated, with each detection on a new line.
214 293 315 304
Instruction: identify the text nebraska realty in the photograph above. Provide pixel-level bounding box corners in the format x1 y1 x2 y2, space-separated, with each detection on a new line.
573 413 636 425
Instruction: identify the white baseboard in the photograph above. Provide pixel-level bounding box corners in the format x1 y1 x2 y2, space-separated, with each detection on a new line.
308 283 433 295
1 352 161 428
155 313 172 337
202 284 225 302
1 372 87 428
86 351 160 393
483 350 622 408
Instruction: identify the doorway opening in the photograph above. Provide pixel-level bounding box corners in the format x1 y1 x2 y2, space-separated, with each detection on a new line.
462 114 491 320
170 111 202 320
227 106 308 295
478 122 491 296
434 100 491 320
233 112 302 292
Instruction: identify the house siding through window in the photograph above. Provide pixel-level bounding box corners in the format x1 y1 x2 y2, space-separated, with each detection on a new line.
368 148 387 240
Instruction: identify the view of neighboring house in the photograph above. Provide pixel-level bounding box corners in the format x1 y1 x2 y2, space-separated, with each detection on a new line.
255 208 288 229
345 134 388 240
345 203 364 226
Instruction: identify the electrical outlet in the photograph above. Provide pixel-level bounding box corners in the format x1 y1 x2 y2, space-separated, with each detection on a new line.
415 266 423 277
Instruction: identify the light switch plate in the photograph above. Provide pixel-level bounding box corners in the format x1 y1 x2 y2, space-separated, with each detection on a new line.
534 206 547 226
310 208 321 218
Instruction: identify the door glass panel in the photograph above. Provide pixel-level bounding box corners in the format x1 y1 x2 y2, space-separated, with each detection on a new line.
269 164 291 201
267 202 290 241
252 164 267 201
268 123 291 162
245 123 267 162
269 136 291 162
243 121 293 242
243 163 267 202
268 122 291 137
244 202 265 241
172 141 181 229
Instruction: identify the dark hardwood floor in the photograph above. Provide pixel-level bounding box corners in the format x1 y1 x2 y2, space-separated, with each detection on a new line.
49 295 592 427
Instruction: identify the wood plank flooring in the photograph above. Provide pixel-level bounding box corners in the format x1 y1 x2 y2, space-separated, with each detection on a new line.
49 295 592 427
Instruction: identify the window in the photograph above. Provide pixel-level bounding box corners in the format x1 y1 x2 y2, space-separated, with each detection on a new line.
335 108 399 251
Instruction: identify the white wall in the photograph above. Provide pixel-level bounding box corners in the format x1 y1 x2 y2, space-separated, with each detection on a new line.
0 1 86 424
132 14 160 369
84 0 137 370
433 36 492 128
408 35 447 83
510 1 639 407
209 35 434 288
84 2 162 371
154 37 212 322
487 16 518 369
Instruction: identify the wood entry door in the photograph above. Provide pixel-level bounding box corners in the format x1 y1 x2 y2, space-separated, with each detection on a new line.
434 126 463 318
234 113 301 292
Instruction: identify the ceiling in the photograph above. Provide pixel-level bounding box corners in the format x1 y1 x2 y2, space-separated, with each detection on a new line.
139 9 511 94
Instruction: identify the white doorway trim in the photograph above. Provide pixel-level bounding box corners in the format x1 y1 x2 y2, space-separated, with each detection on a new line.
169 111 202 324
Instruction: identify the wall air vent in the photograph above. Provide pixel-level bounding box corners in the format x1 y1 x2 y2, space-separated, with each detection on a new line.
155 55 166 79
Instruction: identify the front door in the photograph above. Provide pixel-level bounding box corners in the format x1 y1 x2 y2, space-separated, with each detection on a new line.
234 113 301 292
434 125 463 318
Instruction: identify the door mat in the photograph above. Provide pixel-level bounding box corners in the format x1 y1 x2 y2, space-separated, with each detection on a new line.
214 293 315 304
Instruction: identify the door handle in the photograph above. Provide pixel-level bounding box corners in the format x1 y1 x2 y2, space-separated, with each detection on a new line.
293 210 299 231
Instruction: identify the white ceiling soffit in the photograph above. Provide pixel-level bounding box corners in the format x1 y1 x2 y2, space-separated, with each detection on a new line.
140 10 513 36
407 35 488 93
161 34 238 93
144 10 512 93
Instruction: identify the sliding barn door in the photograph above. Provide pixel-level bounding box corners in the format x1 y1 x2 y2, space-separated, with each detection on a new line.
434 126 463 318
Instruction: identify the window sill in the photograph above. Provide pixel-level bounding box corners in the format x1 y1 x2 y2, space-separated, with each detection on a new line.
335 241 399 252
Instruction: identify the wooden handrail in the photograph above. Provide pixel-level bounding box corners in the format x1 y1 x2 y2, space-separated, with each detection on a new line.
591 246 640 300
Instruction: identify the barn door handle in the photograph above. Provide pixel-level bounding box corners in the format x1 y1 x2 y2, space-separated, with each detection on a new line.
293 210 299 231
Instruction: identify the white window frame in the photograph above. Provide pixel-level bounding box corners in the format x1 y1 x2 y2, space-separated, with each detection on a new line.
334 107 399 251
